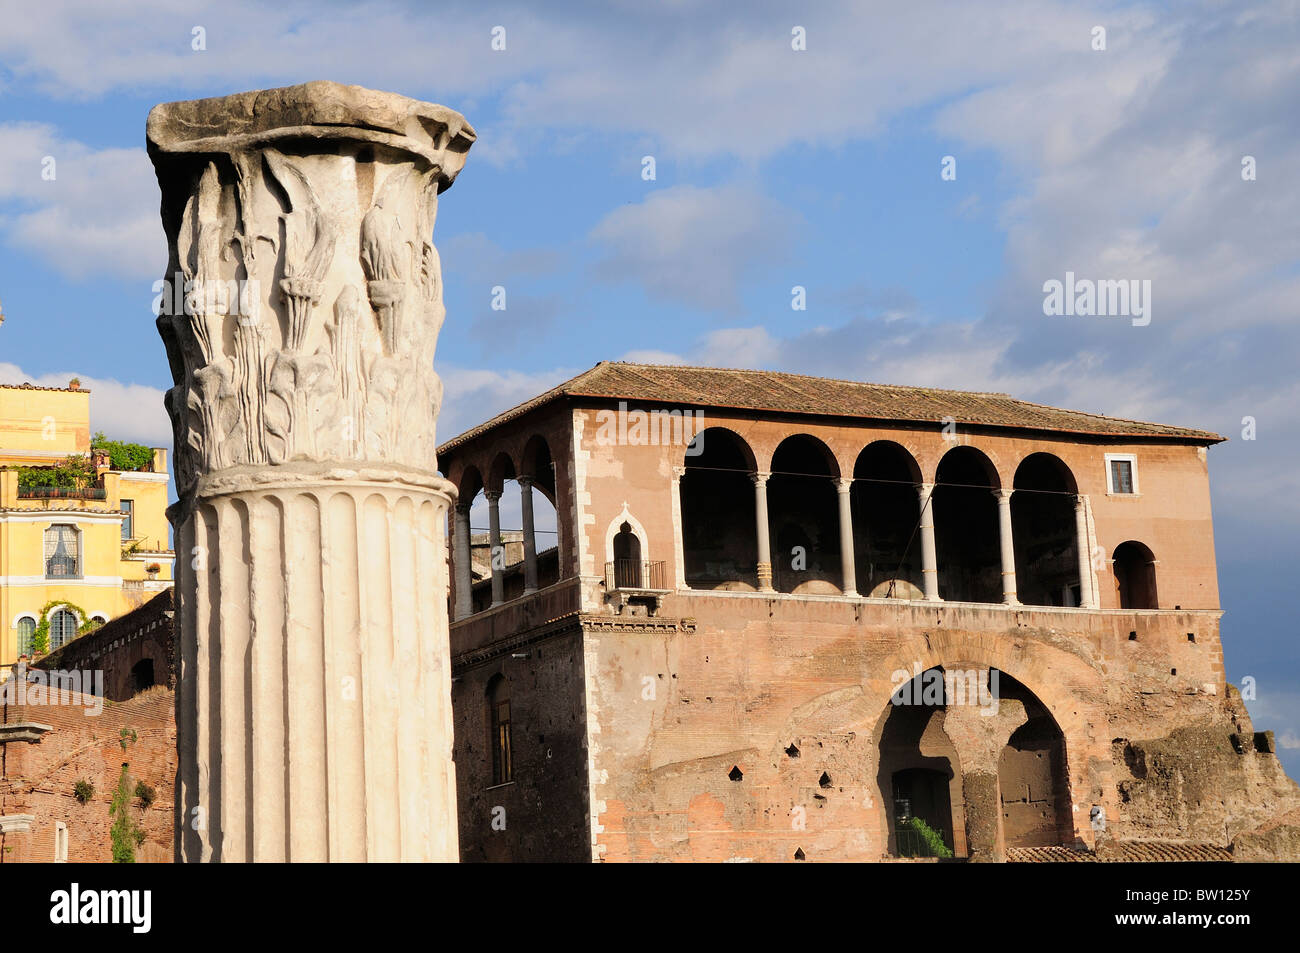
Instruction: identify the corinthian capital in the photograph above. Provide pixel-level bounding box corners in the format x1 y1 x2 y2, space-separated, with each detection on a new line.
148 81 476 502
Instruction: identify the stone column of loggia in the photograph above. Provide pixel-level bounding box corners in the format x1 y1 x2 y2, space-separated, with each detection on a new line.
670 466 688 589
485 489 505 607
917 482 941 601
751 471 775 592
835 478 859 597
150 82 475 862
994 489 1019 605
1074 495 1096 608
518 476 539 595
453 501 474 621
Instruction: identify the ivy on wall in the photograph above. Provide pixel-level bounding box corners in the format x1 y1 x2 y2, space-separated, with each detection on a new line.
30 599 100 655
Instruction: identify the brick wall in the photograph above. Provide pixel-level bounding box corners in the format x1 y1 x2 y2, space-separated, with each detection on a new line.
1 684 175 863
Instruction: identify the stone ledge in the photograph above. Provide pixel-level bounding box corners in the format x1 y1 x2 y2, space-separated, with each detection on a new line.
0 722 54 744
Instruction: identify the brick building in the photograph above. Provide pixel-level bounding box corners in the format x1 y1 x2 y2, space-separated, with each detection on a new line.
0 589 175 862
440 362 1300 862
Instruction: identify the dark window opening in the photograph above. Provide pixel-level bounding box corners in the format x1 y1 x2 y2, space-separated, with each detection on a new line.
487 675 513 785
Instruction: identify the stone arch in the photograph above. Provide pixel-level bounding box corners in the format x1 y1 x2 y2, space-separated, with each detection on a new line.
852 440 924 598
457 464 485 504
520 434 556 504
769 434 841 594
1012 452 1081 606
680 427 759 590
487 451 517 494
875 666 964 858
933 446 1002 603
12 612 38 628
1113 540 1158 609
867 633 1099 852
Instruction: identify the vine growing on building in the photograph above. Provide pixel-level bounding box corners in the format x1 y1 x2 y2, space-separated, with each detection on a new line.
30 599 99 655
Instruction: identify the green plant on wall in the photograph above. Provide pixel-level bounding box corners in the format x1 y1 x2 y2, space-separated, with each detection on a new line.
906 816 954 859
135 780 156 810
73 779 94 804
109 762 140 863
31 599 99 655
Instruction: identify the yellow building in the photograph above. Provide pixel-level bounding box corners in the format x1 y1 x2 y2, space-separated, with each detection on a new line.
0 380 173 668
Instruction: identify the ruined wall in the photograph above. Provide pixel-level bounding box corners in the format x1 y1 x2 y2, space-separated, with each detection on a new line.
0 686 176 863
582 595 1275 862
451 624 590 862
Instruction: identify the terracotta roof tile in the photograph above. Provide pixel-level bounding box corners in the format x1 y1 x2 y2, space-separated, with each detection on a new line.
1007 842 1233 862
438 362 1224 455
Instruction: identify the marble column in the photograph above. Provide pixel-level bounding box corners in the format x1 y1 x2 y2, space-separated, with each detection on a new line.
150 82 475 862
1074 495 1095 608
485 489 505 607
518 476 539 595
994 489 1018 605
752 471 775 592
836 478 859 597
670 466 687 589
917 482 941 601
453 501 473 621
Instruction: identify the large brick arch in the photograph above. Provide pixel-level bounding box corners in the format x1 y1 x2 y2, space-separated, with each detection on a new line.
863 631 1111 850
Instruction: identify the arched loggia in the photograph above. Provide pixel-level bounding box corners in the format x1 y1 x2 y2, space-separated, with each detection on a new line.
852 441 924 598
768 435 840 594
680 428 759 590
933 447 1002 603
1011 453 1081 606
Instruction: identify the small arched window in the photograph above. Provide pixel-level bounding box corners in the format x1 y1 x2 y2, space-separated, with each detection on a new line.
49 608 78 651
487 674 513 786
44 524 81 579
16 617 36 656
1113 541 1158 609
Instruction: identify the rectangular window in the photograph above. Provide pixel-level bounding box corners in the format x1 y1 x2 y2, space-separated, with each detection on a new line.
121 500 134 542
1105 454 1138 495
55 821 68 863
44 524 81 579
492 698 512 785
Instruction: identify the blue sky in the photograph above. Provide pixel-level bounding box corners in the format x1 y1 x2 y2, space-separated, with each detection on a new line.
0 1 1297 774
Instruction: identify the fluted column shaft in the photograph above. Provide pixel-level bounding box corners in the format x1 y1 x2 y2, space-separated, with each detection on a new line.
175 478 456 862
752 471 774 592
917 482 941 601
994 488 1018 605
453 501 473 621
519 476 539 594
836 478 858 597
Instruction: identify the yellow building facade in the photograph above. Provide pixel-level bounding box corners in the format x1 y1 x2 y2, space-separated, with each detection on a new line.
0 382 173 668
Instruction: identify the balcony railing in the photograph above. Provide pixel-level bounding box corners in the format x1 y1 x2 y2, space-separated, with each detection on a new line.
605 559 668 591
18 486 107 500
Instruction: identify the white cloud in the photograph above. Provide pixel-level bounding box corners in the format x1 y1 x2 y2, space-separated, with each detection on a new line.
590 185 801 313
0 123 162 279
